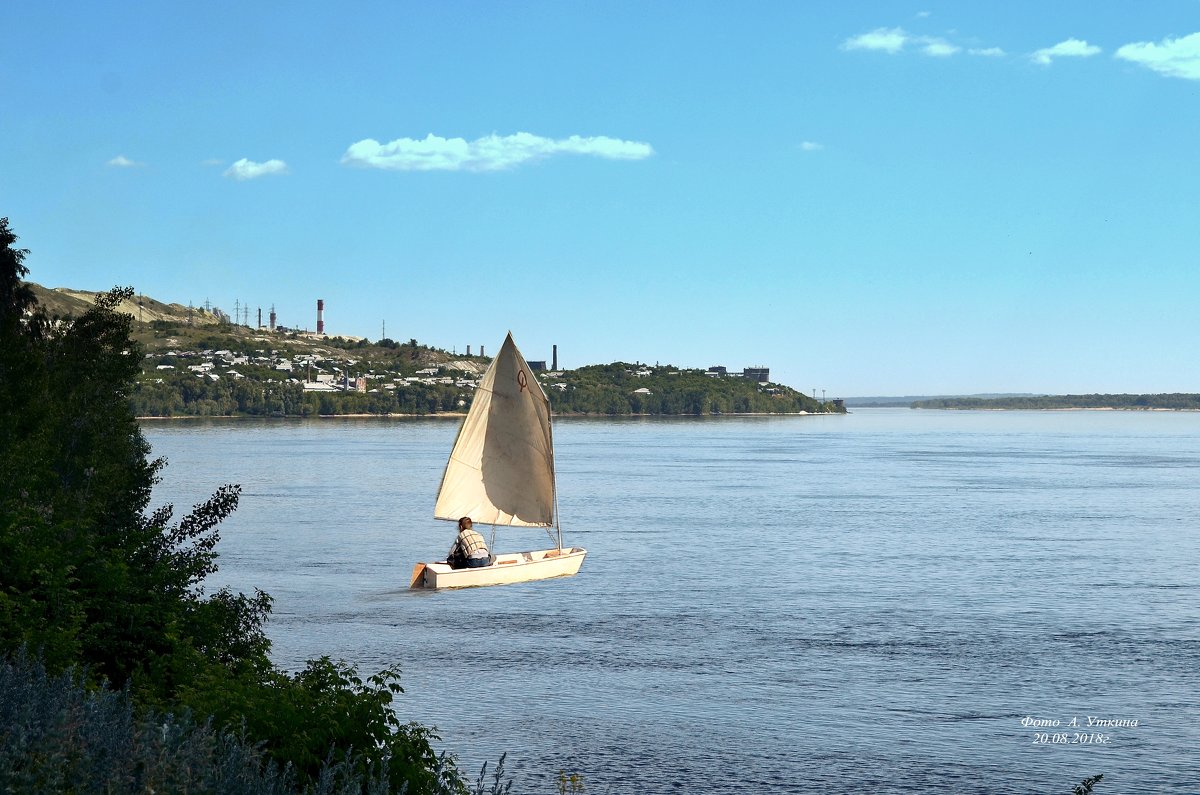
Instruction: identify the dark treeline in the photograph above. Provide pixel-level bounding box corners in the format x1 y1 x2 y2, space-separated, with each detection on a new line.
134 368 839 418
546 363 838 415
134 370 465 417
0 218 495 793
912 394 1200 410
132 354 843 419
132 319 466 417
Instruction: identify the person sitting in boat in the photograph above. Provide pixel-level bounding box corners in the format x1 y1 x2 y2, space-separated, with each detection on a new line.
447 516 491 569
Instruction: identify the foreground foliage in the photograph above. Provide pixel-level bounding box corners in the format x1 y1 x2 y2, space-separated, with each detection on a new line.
0 218 468 793
0 652 492 794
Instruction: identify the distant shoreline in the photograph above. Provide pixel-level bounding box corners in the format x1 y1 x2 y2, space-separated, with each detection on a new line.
912 406 1200 412
909 394 1200 411
136 413 467 421
136 410 834 421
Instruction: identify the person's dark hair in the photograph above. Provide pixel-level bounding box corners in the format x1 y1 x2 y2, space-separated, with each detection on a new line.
458 517 473 530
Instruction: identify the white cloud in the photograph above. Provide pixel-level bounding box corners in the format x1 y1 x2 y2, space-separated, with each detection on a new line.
223 158 289 180
921 38 960 57
340 132 654 172
916 11 931 18
1115 31 1200 80
969 47 1006 57
1032 38 1101 65
842 27 909 54
201 158 224 167
843 27 970 58
107 155 144 168
800 141 823 152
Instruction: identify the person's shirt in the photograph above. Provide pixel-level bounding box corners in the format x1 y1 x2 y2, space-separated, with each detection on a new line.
449 527 489 561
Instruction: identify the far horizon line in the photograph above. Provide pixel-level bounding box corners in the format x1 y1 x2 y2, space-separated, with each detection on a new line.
844 391 1200 400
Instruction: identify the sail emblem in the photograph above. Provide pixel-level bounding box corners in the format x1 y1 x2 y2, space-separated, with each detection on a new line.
517 369 528 392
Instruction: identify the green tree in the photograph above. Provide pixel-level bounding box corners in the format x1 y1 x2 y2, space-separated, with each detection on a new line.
0 219 463 793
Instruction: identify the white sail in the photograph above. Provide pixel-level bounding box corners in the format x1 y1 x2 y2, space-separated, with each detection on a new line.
433 332 555 527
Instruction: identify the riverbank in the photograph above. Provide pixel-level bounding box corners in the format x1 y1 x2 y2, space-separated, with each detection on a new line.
912 393 1200 411
915 406 1200 412
136 412 468 420
136 410 837 421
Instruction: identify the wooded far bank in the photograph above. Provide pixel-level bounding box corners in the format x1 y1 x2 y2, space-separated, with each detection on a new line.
28 283 843 418
912 394 1200 410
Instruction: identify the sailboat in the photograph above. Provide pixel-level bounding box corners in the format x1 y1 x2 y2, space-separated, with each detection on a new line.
409 332 587 589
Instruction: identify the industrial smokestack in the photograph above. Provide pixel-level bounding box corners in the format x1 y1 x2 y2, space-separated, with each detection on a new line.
317 299 325 335
552 344 558 371
466 345 471 356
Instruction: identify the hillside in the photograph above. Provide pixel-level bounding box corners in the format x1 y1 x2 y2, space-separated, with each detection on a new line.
30 284 221 328
26 282 842 418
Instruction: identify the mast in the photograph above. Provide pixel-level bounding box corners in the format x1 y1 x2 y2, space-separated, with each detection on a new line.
548 388 562 549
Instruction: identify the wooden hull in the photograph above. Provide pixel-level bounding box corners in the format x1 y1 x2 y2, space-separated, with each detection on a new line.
413 547 586 590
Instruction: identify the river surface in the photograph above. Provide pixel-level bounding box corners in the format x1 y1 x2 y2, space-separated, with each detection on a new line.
143 409 1200 794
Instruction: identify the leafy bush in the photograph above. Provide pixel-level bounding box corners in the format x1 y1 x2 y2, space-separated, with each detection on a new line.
1 651 295 794
0 651 485 794
0 217 473 793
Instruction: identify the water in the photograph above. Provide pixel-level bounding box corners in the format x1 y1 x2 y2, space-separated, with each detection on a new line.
143 409 1200 794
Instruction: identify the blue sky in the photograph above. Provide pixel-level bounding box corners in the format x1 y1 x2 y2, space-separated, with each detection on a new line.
3 2 1199 396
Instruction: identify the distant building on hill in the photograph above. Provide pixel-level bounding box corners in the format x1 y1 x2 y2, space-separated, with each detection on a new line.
527 360 547 372
707 365 770 381
743 367 769 383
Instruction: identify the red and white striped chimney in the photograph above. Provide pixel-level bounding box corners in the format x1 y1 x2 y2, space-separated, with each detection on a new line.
316 299 325 334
